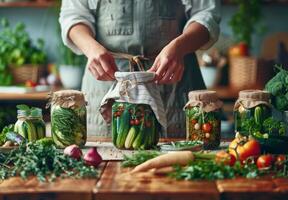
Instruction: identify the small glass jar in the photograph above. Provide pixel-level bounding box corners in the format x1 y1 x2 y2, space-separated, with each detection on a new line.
112 102 160 150
184 90 223 149
234 90 271 133
14 108 45 141
51 90 87 148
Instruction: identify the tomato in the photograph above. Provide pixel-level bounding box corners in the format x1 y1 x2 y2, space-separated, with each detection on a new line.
229 138 261 163
257 154 274 170
215 151 236 166
275 155 286 170
202 123 212 133
190 119 197 124
130 120 135 125
25 80 37 87
134 119 140 125
114 111 121 117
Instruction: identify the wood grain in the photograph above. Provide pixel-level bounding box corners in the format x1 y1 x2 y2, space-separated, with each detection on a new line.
0 162 106 200
94 161 220 200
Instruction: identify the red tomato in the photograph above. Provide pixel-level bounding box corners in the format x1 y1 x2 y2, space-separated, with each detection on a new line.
229 138 261 163
275 155 286 169
257 154 274 170
190 119 197 124
215 151 236 166
114 111 121 117
25 80 37 87
130 120 135 125
134 119 140 125
229 42 249 57
202 123 212 133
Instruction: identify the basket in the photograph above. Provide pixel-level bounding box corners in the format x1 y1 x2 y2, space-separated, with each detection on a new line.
10 64 45 84
229 56 273 90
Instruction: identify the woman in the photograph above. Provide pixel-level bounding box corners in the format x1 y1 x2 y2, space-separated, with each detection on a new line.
59 0 221 137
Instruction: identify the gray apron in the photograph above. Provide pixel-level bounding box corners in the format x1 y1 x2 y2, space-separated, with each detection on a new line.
82 0 206 137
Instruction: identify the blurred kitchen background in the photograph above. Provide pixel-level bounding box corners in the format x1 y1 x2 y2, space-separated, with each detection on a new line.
0 0 288 138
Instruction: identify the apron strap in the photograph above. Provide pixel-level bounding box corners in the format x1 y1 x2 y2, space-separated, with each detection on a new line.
110 52 149 72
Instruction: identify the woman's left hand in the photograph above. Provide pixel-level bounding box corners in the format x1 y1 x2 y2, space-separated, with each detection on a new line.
147 41 184 84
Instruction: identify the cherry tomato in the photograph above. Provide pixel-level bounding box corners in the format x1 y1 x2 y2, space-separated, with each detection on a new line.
275 155 286 170
202 123 212 133
190 119 197 124
257 154 274 170
229 138 261 163
134 119 140 125
130 120 135 125
215 151 236 166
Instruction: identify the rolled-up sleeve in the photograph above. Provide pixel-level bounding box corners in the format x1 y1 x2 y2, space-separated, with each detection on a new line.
182 0 221 50
59 0 96 55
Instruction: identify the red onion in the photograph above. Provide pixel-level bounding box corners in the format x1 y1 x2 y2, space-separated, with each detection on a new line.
84 147 102 167
64 144 83 160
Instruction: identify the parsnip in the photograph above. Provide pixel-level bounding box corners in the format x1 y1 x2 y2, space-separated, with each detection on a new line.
131 151 194 173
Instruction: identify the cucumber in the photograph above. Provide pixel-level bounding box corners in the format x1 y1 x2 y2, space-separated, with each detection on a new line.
116 105 132 148
254 106 263 125
25 121 37 141
132 121 145 149
124 126 138 149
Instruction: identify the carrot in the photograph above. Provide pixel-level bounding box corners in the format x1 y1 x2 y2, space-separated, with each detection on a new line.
131 151 194 173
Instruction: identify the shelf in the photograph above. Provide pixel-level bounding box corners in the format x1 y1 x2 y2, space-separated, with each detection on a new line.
0 1 55 8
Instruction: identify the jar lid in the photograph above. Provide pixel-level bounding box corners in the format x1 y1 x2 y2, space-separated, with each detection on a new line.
234 90 271 110
239 90 270 101
30 108 42 118
50 90 86 108
17 109 29 118
184 90 223 112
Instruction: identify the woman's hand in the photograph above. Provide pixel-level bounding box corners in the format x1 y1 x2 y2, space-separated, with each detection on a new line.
87 45 117 81
148 41 184 84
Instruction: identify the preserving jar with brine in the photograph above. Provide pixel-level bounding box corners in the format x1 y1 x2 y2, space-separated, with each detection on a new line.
112 102 161 150
234 90 271 133
184 90 223 149
50 90 87 148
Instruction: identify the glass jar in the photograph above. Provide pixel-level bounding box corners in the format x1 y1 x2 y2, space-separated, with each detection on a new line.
51 90 87 148
234 90 271 133
112 102 161 150
184 90 223 149
14 108 46 141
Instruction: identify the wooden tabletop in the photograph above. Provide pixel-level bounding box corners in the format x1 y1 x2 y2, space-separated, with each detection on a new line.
1 160 288 200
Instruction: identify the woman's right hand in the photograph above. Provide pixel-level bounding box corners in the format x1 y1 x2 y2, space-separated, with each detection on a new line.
87 44 118 81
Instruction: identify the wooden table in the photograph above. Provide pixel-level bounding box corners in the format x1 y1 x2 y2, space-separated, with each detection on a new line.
1 139 288 200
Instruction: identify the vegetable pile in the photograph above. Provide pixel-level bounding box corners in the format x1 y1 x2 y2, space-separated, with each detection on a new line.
265 65 288 111
112 102 161 150
0 142 99 182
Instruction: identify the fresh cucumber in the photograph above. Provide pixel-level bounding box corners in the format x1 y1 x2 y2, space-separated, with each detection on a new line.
25 121 37 141
254 106 263 125
124 126 138 149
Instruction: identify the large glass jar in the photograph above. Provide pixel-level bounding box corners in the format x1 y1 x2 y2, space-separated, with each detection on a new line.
184 90 223 149
50 90 87 148
14 108 46 141
112 102 161 150
234 90 271 133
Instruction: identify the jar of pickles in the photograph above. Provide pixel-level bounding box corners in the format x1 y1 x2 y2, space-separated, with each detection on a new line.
184 90 223 149
234 90 271 133
112 102 161 150
14 108 46 141
50 90 87 148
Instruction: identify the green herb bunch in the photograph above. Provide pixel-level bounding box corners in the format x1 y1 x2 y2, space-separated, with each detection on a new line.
0 142 98 182
170 160 260 181
121 151 160 168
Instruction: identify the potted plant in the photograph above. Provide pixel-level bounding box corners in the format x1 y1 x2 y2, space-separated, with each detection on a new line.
58 44 86 89
227 0 270 89
0 18 47 85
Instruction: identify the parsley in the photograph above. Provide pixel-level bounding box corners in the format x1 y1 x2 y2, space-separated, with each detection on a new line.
121 151 160 168
0 142 98 182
